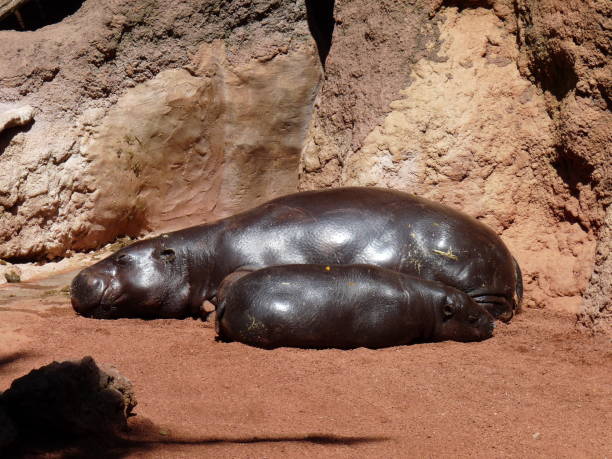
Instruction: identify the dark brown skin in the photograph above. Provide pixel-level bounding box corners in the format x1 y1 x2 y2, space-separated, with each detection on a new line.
71 187 522 321
216 264 496 349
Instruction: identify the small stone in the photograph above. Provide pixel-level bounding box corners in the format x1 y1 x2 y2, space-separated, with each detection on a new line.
532 432 541 440
4 270 21 283
0 105 34 132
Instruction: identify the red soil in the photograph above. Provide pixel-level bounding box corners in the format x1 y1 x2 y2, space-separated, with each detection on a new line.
1 272 610 458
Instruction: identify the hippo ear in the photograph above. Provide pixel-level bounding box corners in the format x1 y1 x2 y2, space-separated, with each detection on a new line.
160 248 176 263
442 302 458 318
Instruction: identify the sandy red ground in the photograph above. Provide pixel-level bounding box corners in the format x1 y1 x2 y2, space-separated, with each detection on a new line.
1 270 610 458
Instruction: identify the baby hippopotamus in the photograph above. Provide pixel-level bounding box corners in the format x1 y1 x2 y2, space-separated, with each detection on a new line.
216 264 495 349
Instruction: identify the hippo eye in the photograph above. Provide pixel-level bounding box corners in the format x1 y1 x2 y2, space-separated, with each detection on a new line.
442 302 457 318
160 248 176 263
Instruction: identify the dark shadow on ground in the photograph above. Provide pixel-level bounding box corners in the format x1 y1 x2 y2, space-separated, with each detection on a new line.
3 423 389 459
147 433 389 446
0 352 35 371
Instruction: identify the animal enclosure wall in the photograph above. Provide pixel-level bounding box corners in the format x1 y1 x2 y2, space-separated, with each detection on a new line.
0 0 609 331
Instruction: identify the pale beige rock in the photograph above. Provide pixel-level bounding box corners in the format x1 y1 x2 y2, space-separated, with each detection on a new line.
0 0 320 260
74 41 321 248
0 105 33 131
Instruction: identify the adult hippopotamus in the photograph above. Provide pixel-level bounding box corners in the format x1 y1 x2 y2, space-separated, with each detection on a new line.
215 264 496 349
71 187 522 321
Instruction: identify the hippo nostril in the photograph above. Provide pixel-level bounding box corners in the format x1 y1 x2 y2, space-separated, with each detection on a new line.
88 277 104 292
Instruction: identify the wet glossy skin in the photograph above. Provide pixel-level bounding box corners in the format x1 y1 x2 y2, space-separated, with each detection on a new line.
70 241 192 319
216 264 496 349
71 187 522 320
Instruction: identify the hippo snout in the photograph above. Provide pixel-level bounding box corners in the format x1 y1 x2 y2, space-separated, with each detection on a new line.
71 270 108 316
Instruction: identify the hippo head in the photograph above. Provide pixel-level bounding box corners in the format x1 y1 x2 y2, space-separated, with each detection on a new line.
433 289 495 342
71 238 197 319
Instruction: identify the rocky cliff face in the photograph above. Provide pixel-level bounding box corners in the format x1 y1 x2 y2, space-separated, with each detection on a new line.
0 0 320 259
514 0 610 332
0 0 608 331
300 0 609 331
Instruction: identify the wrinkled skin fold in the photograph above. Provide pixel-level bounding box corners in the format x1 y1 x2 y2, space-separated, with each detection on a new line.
71 187 522 322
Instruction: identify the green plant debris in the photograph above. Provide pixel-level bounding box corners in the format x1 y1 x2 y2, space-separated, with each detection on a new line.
43 287 70 297
246 314 266 332
432 249 458 261
109 236 133 252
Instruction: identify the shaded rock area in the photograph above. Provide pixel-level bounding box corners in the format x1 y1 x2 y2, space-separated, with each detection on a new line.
0 0 320 259
0 356 136 452
300 0 610 329
300 0 442 184
0 0 27 22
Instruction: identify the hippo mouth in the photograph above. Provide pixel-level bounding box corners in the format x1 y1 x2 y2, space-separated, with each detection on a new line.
86 287 132 319
90 296 120 319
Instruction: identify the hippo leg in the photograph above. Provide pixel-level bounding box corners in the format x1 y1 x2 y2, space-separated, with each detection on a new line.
472 295 514 323
473 258 523 323
205 267 259 323
513 257 524 313
216 268 260 303
213 270 250 340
